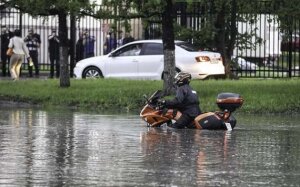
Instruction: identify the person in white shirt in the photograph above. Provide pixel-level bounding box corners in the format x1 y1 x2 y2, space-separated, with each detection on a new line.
8 29 31 80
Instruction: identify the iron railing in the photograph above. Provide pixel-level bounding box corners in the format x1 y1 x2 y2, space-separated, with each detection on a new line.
0 2 299 78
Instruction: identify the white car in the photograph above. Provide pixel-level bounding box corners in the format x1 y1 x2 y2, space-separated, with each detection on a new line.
233 57 258 71
74 40 225 80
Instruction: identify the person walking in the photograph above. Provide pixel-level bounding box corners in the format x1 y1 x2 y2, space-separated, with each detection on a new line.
24 28 41 77
0 26 13 77
48 29 60 78
8 29 31 81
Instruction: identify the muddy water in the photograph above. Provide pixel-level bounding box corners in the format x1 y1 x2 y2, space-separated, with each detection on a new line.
0 108 299 186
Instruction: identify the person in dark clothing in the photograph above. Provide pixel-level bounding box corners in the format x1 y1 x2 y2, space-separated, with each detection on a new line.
1 26 13 77
75 32 84 62
122 32 134 45
82 29 95 59
158 72 202 129
24 28 41 77
48 29 60 78
104 31 117 54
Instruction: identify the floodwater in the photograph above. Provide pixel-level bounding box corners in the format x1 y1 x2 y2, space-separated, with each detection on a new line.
0 107 299 187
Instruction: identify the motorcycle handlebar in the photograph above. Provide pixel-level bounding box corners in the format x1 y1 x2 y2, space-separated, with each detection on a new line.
143 94 150 104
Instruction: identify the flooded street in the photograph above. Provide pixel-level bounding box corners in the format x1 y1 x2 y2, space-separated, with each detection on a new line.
0 108 299 186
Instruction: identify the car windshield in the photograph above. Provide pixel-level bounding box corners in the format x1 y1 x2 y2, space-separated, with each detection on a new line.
176 42 199 52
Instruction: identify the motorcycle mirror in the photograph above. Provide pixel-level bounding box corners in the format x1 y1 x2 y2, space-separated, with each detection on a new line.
143 94 149 103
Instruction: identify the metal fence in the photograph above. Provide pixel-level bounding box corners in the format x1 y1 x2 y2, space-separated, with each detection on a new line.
1 3 299 78
152 2 300 78
0 6 143 77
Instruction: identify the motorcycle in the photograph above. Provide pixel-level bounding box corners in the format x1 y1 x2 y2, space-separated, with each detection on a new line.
140 90 244 130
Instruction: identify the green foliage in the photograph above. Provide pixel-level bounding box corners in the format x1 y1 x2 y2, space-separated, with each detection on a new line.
7 0 92 16
273 0 300 32
94 0 165 32
174 23 216 50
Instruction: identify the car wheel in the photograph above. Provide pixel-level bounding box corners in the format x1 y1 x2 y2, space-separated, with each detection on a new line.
82 66 103 79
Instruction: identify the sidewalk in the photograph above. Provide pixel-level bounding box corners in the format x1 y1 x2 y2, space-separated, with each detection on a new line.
0 72 51 80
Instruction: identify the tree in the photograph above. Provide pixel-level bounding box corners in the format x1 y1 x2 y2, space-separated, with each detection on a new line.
161 0 176 95
3 0 94 87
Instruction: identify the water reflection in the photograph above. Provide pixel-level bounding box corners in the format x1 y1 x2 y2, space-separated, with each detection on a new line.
140 128 239 186
0 109 75 186
0 108 299 186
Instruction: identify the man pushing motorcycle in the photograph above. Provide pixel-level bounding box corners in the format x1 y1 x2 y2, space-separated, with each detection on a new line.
158 72 202 129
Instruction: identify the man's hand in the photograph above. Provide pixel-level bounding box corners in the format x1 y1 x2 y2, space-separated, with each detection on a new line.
157 99 166 107
27 57 33 66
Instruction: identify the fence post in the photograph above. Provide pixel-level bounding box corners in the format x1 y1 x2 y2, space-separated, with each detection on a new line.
19 10 22 32
288 25 293 78
288 17 293 78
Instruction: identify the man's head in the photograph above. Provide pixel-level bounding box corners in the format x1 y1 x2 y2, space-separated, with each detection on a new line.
51 29 57 35
83 29 89 37
1 25 8 34
174 72 192 86
125 32 131 37
28 28 34 35
14 29 21 37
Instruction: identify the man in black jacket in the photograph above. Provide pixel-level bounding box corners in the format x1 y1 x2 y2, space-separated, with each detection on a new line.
48 29 60 78
159 72 202 129
24 28 41 77
0 26 12 77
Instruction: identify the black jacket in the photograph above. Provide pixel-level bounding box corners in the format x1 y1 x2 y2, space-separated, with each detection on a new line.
48 36 60 59
165 84 201 117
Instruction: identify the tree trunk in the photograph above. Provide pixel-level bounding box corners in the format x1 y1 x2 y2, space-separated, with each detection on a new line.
215 4 227 76
227 0 238 79
69 14 76 77
215 0 238 79
163 49 176 95
58 12 70 87
162 0 176 96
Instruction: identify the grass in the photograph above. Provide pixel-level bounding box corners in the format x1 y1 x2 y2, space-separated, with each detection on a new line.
0 78 299 114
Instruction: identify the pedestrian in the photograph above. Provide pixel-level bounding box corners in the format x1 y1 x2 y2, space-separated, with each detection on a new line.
48 29 60 78
122 32 134 45
0 26 13 77
75 32 84 62
8 29 31 81
82 29 95 59
24 28 41 77
104 31 117 54
158 72 202 129
117 31 124 48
